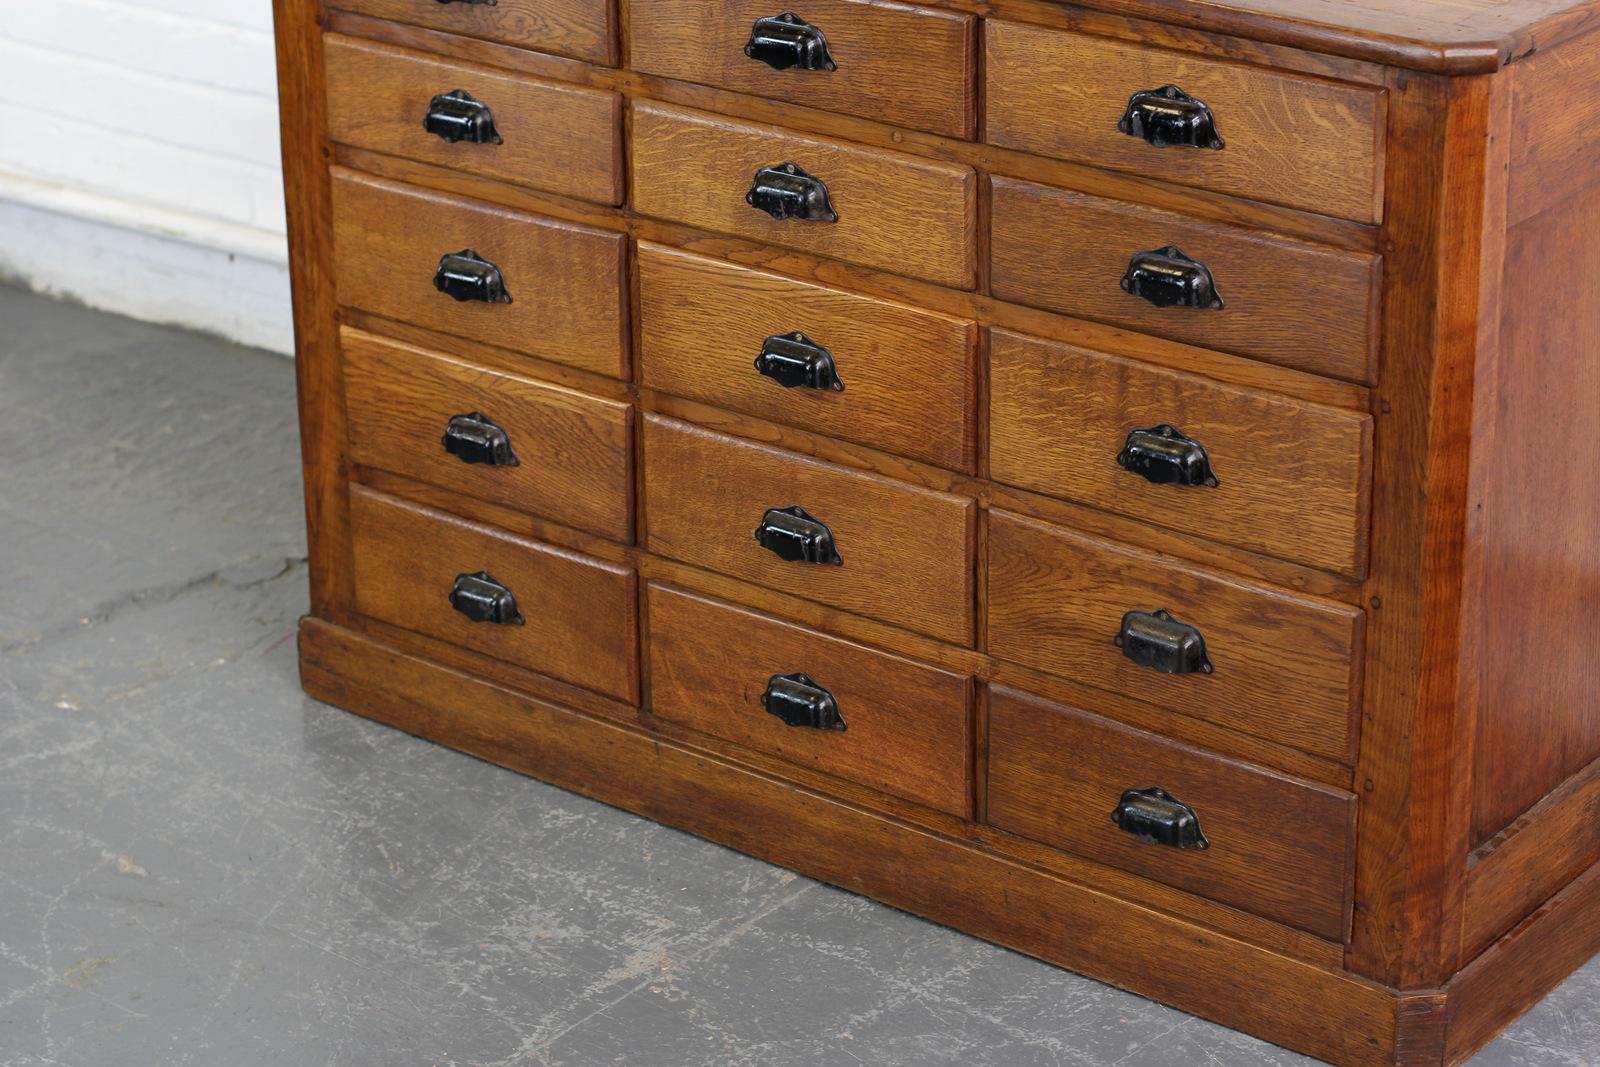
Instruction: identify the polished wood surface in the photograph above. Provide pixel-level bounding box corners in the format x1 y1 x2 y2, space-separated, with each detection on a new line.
328 0 615 64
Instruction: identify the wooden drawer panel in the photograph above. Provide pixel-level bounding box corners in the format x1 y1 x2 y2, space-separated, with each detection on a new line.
987 512 1362 761
991 178 1380 383
631 103 977 289
987 688 1355 940
638 244 979 471
648 584 973 816
349 487 637 701
990 330 1372 576
331 0 614 65
329 170 628 378
986 22 1385 223
629 0 976 138
642 415 975 645
341 329 632 542
323 36 622 205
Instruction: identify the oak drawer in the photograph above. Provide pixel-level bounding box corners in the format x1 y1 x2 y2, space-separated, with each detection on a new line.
331 0 614 65
987 688 1355 940
638 244 979 471
629 0 976 138
648 584 973 816
349 487 637 701
987 512 1363 761
323 36 622 205
329 170 628 378
631 103 978 289
642 415 975 645
341 329 632 542
991 178 1380 383
989 330 1372 576
986 22 1385 223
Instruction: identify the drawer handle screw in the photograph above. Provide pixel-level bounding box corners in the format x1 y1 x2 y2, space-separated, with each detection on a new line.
746 12 837 72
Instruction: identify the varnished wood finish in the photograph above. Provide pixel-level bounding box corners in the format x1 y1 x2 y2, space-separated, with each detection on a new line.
328 0 615 64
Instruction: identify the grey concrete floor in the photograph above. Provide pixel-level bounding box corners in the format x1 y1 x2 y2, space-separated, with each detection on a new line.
0 284 1594 1067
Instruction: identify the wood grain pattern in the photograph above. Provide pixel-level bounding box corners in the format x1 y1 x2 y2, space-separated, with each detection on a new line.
986 21 1386 222
990 177 1381 383
1508 28 1600 223
329 168 628 378
340 328 633 542
638 243 978 471
989 329 1372 576
328 0 615 65
348 487 637 701
629 0 976 137
988 510 1363 760
642 415 975 645
323 35 623 204
987 687 1355 939
648 583 973 817
630 102 978 289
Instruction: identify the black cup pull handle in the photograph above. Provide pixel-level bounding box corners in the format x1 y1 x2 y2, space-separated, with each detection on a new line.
755 505 843 566
754 332 844 391
1117 424 1218 488
1121 246 1224 310
761 672 846 730
442 412 520 468
747 162 838 223
745 12 837 71
1114 609 1214 675
424 89 503 145
1118 84 1225 150
1111 787 1210 850
434 249 512 304
449 571 525 626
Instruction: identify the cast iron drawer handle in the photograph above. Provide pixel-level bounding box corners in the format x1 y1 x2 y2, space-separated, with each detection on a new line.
1111 787 1210 850
434 249 512 304
755 332 845 391
449 571 525 626
442 412 519 467
745 12 837 72
1117 424 1218 488
762 672 846 730
755 505 843 566
1121 246 1224 310
424 89 503 145
1115 609 1214 675
1118 84 1225 150
747 162 838 223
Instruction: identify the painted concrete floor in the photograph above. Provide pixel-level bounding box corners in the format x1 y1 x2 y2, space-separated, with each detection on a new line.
0 284 1594 1067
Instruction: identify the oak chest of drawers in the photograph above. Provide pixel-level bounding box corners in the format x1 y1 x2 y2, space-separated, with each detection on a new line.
271 1 1600 1062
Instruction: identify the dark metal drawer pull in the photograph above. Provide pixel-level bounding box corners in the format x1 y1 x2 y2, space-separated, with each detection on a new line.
449 571 525 626
747 162 838 223
442 411 519 468
1118 84 1225 150
746 12 837 72
424 89 503 145
755 505 843 566
1112 787 1210 850
1117 424 1218 488
755 332 844 391
434 249 512 304
762 672 846 731
1121 246 1224 310
1115 609 1214 675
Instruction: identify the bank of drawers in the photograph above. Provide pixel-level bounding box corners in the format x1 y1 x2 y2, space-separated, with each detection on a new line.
323 7 1376 941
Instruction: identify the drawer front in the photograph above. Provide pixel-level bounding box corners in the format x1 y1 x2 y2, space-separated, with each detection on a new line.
332 0 614 65
987 688 1355 940
648 584 973 816
349 487 637 701
986 22 1385 223
987 512 1362 760
642 415 975 645
638 244 978 471
629 0 976 137
991 178 1380 383
324 36 622 205
329 170 628 378
990 330 1372 576
341 329 633 542
631 103 977 289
